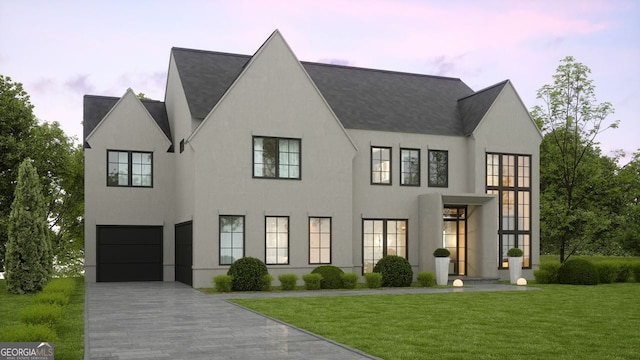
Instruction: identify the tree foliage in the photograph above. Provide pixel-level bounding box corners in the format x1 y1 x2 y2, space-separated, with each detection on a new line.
5 159 52 293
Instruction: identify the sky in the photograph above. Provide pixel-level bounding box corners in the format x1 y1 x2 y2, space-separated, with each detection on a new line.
1 0 638 164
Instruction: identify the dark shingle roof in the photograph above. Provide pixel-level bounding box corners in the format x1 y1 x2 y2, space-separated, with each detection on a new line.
458 80 508 135
83 95 172 148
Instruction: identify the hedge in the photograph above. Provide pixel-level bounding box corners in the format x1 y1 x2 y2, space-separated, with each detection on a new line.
278 274 298 291
340 273 359 289
302 273 322 290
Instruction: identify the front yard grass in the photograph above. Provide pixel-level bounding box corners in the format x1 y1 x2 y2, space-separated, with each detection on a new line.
233 283 640 360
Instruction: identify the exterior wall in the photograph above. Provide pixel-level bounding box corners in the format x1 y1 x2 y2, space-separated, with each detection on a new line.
187 33 357 288
84 90 175 282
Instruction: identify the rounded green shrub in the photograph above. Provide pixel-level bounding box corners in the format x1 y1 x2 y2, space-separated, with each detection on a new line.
278 274 298 290
34 292 70 306
373 255 413 287
340 273 359 289
227 257 269 291
433 248 450 257
262 274 274 291
213 275 233 292
506 248 523 257
536 262 561 284
417 272 436 287
364 272 382 289
302 273 322 290
311 265 344 289
557 259 599 285
1 324 57 342
19 304 64 327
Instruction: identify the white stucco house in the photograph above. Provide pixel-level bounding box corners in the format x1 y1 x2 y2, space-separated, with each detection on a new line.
83 30 541 288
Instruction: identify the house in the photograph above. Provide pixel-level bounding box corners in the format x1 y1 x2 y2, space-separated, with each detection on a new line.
83 30 541 287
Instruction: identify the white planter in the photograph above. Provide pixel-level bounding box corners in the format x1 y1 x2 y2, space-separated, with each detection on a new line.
508 257 523 284
435 257 450 286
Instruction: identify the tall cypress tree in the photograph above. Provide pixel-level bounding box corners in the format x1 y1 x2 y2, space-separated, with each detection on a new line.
5 159 52 294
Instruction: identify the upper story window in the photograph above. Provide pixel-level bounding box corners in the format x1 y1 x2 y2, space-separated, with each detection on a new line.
428 150 448 187
107 150 152 187
371 146 391 185
400 148 420 186
253 137 300 179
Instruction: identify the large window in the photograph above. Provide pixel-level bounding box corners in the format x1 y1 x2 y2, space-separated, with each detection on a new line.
371 146 392 185
400 148 420 186
107 150 152 187
362 219 407 273
486 153 531 269
266 216 289 265
253 137 300 179
309 217 331 264
219 216 244 265
428 150 448 187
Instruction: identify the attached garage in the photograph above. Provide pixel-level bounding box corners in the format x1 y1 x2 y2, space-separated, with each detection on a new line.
97 225 163 282
175 221 193 286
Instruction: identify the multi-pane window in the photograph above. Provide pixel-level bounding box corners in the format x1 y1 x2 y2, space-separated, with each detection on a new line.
266 216 289 264
309 217 331 264
371 146 391 185
362 219 407 273
400 148 420 186
253 137 300 179
486 153 531 269
107 150 152 187
428 150 448 187
219 216 244 265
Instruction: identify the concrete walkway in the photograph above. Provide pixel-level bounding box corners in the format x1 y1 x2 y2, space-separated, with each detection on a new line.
85 282 536 359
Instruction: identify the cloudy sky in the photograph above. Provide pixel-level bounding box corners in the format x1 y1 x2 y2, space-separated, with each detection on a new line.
1 0 638 163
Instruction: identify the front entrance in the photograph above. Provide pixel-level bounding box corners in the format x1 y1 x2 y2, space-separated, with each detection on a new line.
443 207 466 275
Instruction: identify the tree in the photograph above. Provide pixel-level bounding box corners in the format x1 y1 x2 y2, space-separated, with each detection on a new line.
5 159 52 294
531 56 618 263
616 151 640 255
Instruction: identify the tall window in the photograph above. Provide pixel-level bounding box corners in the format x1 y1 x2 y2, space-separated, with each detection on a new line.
219 216 244 265
253 137 300 179
371 146 391 185
486 153 531 269
362 219 407 273
428 150 448 187
400 148 420 186
107 150 152 187
266 216 289 265
309 217 331 264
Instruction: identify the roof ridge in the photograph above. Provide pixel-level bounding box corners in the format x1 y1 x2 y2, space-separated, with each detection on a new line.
458 80 509 101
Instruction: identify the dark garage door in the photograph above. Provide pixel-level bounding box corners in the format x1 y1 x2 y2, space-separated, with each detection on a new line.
175 221 193 286
97 226 163 282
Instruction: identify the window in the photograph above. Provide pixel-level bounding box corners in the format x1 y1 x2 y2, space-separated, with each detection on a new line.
253 137 300 179
486 153 531 269
371 146 391 185
266 216 289 264
107 150 152 187
400 148 420 186
219 216 244 265
362 219 407 273
428 150 448 187
309 217 331 264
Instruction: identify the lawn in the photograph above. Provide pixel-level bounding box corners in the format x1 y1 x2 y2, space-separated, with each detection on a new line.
233 283 640 360
0 278 84 360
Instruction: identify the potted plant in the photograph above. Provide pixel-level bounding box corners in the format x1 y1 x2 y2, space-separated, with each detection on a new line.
507 247 523 284
433 248 450 286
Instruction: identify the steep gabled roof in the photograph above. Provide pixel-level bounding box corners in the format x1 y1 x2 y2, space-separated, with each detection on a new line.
83 95 172 148
458 80 508 135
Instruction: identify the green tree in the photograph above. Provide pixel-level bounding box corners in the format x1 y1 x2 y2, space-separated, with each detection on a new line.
5 159 52 294
531 56 618 263
616 151 640 255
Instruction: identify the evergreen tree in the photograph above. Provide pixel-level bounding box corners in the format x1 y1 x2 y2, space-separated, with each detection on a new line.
5 159 52 294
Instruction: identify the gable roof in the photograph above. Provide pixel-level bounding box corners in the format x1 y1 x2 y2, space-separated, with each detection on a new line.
458 80 509 135
83 95 172 148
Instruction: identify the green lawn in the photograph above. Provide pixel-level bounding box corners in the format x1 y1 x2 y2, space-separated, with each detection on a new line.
233 283 640 360
0 278 84 360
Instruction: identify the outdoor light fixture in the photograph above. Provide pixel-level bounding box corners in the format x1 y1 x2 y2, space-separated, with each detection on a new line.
452 279 463 287
516 278 527 286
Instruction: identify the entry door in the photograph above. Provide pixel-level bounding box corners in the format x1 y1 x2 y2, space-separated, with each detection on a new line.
175 221 193 286
443 207 466 275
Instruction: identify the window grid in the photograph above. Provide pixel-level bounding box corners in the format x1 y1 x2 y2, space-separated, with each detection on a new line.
219 216 244 265
265 216 289 265
400 148 420 186
309 217 331 264
371 146 392 185
107 150 152 187
428 150 448 187
362 219 408 274
253 137 300 179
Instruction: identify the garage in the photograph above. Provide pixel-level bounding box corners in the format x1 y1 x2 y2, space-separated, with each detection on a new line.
175 221 193 286
97 225 163 282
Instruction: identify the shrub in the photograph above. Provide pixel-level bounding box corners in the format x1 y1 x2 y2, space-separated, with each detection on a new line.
433 248 450 257
302 273 322 290
262 274 274 291
278 274 298 290
19 304 64 327
534 262 561 284
365 272 382 289
43 278 76 296
615 262 632 282
417 272 436 287
557 259 599 285
227 257 269 291
632 261 640 283
595 261 618 284
213 275 233 292
506 248 523 257
34 292 70 306
1 324 58 342
373 255 413 287
340 273 359 289
311 265 344 289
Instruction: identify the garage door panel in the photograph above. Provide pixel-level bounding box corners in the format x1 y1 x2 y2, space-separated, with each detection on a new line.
99 244 162 263
98 263 163 282
97 225 163 282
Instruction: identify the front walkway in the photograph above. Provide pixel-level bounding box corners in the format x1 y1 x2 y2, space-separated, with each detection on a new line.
85 282 536 359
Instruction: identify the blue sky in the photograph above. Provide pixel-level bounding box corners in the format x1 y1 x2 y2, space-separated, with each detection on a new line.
1 0 638 163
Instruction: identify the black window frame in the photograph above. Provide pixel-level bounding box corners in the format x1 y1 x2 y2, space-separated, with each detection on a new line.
219 215 245 266
362 219 408 274
371 146 392 185
309 217 332 265
400 148 421 186
265 216 290 265
106 150 153 188
428 149 448 188
252 136 301 180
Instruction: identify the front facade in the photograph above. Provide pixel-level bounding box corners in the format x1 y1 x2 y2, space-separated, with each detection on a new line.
84 31 541 288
